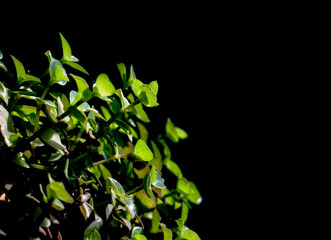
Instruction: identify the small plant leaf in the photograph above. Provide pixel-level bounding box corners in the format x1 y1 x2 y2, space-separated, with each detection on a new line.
0 82 8 105
40 128 67 152
133 139 154 161
47 182 74 203
70 74 92 102
49 59 69 86
60 33 72 61
11 56 40 85
143 172 153 198
160 223 173 240
137 85 159 107
93 73 115 97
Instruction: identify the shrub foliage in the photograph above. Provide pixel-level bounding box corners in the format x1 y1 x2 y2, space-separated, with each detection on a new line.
0 34 201 239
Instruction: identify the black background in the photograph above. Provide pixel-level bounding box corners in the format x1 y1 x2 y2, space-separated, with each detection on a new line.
1 24 221 238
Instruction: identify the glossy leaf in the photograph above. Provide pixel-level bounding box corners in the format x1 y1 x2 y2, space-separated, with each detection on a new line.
84 217 103 240
133 139 154 161
93 73 115 97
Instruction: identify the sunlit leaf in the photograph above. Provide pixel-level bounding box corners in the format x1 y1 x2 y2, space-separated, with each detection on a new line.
133 139 154 161
160 223 173 240
93 73 115 97
164 157 182 178
11 56 40 85
137 84 158 107
60 33 72 61
70 74 92 102
49 59 69 86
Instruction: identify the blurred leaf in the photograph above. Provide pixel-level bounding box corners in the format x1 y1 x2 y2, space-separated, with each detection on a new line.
0 82 8 105
133 139 154 161
160 223 173 240
84 217 103 240
187 181 202 205
0 105 18 147
181 202 189 224
177 178 191 195
151 208 160 233
181 229 201 240
108 177 125 196
117 63 127 85
131 226 144 238
166 119 188 143
149 80 159 95
164 157 182 178
133 235 147 240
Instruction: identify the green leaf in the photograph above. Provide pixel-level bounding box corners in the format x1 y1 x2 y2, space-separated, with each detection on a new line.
11 56 40 85
0 105 18 147
40 128 67 152
181 229 201 240
131 226 144 238
164 157 183 178
133 103 150 122
177 177 191 195
66 61 89 75
84 217 103 240
49 59 69 86
117 63 127 85
132 79 143 97
138 84 159 107
0 82 8 105
151 208 161 233
166 118 188 143
133 235 147 240
70 74 92 102
60 33 72 61
108 177 125 196
149 80 159 95
47 182 74 203
187 181 202 205
133 139 154 161
181 202 189 224
160 223 173 240
93 73 115 97
143 172 153 198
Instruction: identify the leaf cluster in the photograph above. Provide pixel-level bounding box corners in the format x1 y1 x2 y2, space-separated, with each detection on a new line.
0 34 201 239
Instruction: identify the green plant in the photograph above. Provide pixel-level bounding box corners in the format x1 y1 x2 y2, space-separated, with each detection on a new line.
0 34 202 240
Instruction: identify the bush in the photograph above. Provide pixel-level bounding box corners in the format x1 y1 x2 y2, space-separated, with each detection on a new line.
0 33 201 239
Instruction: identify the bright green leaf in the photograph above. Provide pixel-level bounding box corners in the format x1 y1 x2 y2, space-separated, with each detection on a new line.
149 80 159 95
177 177 191 195
132 79 143 97
60 33 72 61
70 74 92 102
160 223 173 240
181 229 201 240
133 235 147 240
117 63 127 84
138 85 159 107
181 202 189 224
151 208 160 233
164 157 183 178
11 56 40 85
93 73 115 97
133 139 154 161
187 181 202 205
66 61 89 75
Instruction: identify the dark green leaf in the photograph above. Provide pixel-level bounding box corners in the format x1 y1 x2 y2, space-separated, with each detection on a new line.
133 235 147 240
47 181 74 203
143 173 153 198
84 217 103 240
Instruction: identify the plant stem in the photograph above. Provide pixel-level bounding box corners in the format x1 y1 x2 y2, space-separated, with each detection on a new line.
106 100 140 126
126 185 143 195
33 85 50 133
93 153 130 166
